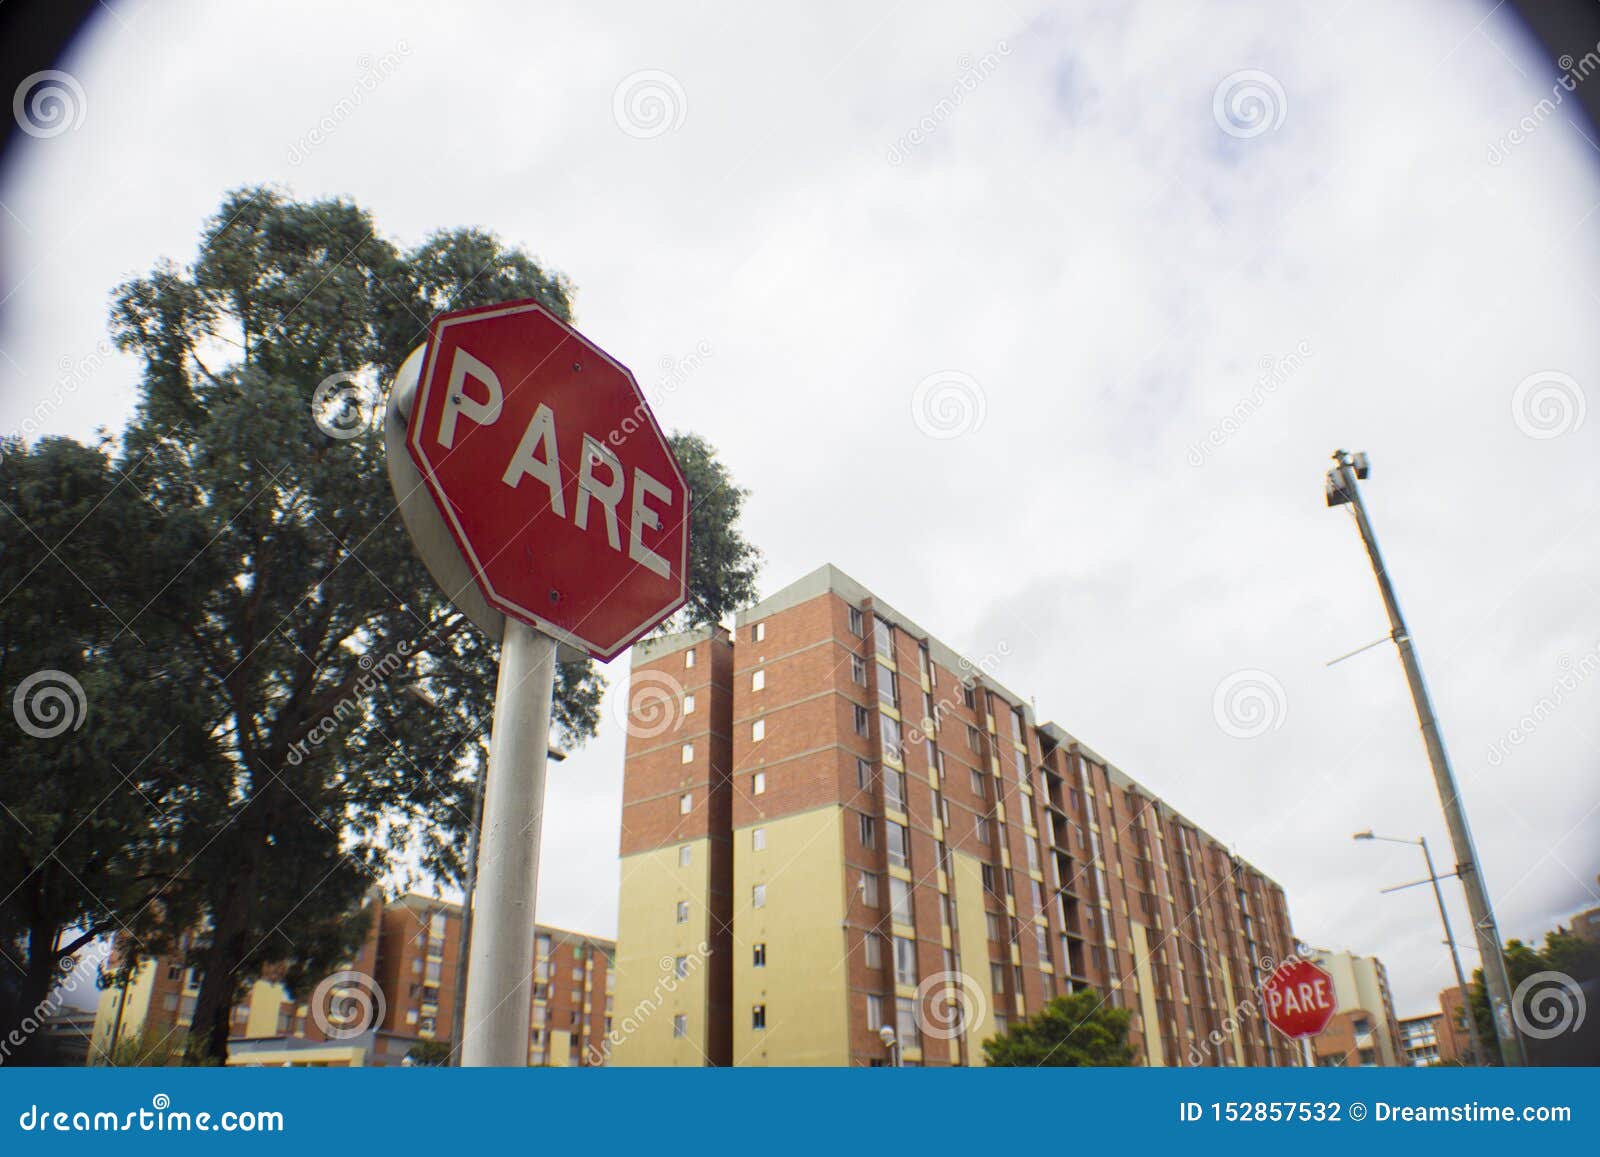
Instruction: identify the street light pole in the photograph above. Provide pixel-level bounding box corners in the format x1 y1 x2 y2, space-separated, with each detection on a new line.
1353 831 1488 1066
1327 450 1523 1065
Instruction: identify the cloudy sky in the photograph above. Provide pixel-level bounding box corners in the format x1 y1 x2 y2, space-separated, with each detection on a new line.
2 0 1597 1020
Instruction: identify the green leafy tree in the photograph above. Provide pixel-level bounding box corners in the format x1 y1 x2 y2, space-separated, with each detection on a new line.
0 437 227 1062
981 989 1136 1067
92 185 759 1064
1468 929 1600 1065
404 1038 452 1066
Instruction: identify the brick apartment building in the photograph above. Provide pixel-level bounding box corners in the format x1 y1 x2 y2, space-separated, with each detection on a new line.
1307 949 1402 1066
1398 985 1475 1066
611 564 1302 1067
89 893 615 1067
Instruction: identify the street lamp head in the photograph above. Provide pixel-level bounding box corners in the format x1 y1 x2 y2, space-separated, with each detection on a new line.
1352 830 1374 841
877 1025 897 1047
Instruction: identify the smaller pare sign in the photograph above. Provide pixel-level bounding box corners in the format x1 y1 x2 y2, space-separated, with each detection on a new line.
1266 975 1331 1018
1261 959 1337 1040
406 300 689 661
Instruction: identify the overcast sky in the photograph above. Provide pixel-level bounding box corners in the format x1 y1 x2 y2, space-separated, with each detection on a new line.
2 0 1597 1020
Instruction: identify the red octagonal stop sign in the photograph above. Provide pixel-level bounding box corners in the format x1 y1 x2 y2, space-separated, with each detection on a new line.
1262 958 1337 1041
405 299 689 661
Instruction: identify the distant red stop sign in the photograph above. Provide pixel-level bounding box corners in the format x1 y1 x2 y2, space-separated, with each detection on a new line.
1262 959 1337 1040
405 299 689 661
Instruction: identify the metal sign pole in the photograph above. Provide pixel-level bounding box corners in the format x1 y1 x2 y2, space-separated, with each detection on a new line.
460 617 556 1066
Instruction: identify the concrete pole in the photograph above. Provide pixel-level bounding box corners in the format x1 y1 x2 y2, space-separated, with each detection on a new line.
1329 450 1524 1066
1420 835 1488 1066
460 618 556 1066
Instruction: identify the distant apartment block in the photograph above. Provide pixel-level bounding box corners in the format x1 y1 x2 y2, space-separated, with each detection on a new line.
1307 949 1401 1066
611 564 1302 1067
89 893 614 1067
1399 985 1475 1066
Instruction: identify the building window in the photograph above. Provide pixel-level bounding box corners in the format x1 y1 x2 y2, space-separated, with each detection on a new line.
673 1014 687 1038
886 820 910 869
991 962 1007 993
889 877 914 927
894 936 918 987
753 622 765 642
752 1004 767 1030
874 615 894 660
752 718 765 741
681 742 694 764
679 792 693 814
880 714 902 762
685 648 696 669
1014 748 1027 780
678 845 692 867
883 768 906 813
854 704 870 737
982 864 997 894
676 900 690 924
918 645 931 683
1013 705 1027 737
986 912 1003 941
976 816 991 844
859 814 877 848
753 943 767 967
674 955 689 979
876 661 899 707
683 692 695 715
965 724 981 751
752 884 767 908
866 994 884 1032
851 654 867 684
971 770 986 798
895 996 921 1051
864 932 884 969
857 757 874 791
752 669 765 692
752 827 767 851
849 606 865 636
961 683 976 709
753 771 767 795
860 872 881 908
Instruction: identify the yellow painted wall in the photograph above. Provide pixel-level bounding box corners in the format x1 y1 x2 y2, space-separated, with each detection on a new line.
951 850 999 1063
611 838 714 1065
732 806 849 1065
227 1043 367 1067
1129 919 1165 1067
546 1028 571 1066
245 979 287 1038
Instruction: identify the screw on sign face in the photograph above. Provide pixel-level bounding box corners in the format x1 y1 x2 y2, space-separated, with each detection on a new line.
1262 959 1337 1040
405 298 689 661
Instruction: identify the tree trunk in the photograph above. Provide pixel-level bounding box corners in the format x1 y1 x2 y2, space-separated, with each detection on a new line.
2 918 63 1065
